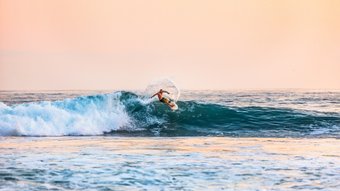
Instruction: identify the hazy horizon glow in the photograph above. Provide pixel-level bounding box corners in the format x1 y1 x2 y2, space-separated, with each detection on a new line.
1 0 340 90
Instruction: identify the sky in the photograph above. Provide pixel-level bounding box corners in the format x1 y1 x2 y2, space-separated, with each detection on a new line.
1 0 339 90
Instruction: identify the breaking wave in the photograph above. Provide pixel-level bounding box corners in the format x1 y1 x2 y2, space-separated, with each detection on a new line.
0 91 339 137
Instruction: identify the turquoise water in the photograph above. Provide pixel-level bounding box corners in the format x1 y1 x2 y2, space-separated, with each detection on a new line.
1 137 339 191
0 90 339 137
0 90 339 190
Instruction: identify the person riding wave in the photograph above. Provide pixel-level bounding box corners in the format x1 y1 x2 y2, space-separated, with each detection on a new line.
151 89 172 104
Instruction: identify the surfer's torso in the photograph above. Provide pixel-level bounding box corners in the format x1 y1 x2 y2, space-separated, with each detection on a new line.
156 92 164 100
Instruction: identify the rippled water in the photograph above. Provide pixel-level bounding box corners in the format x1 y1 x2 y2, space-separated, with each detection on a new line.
0 90 339 190
0 137 339 191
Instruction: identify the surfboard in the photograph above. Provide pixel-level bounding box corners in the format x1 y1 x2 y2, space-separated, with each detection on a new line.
169 102 178 111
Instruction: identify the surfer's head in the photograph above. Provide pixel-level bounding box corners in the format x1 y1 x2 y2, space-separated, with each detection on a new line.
159 89 163 93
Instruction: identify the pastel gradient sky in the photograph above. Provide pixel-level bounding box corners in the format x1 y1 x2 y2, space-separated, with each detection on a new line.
1 0 339 90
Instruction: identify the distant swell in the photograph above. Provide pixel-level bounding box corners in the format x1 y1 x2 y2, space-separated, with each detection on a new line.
0 91 339 137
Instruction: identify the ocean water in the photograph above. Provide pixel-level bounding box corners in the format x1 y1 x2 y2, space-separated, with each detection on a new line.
0 90 339 190
0 90 339 137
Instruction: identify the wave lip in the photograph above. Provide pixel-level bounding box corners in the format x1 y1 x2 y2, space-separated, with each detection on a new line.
0 91 339 137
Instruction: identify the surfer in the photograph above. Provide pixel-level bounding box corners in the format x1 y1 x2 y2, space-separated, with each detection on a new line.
151 89 172 104
151 89 178 110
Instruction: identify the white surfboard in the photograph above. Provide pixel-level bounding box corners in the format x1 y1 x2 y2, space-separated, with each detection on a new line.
169 102 178 111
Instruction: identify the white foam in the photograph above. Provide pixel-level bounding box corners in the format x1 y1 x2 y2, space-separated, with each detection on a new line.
0 93 132 136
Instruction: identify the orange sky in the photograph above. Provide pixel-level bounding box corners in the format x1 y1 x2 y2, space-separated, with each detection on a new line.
1 0 339 90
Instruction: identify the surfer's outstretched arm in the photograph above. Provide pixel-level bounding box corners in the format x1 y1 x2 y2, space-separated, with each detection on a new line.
150 93 158 98
163 90 170 94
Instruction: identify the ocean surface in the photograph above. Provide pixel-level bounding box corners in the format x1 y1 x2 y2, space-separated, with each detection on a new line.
0 90 339 190
0 90 339 137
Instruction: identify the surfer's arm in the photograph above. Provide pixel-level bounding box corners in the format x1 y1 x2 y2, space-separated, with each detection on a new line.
163 91 170 94
150 93 158 98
